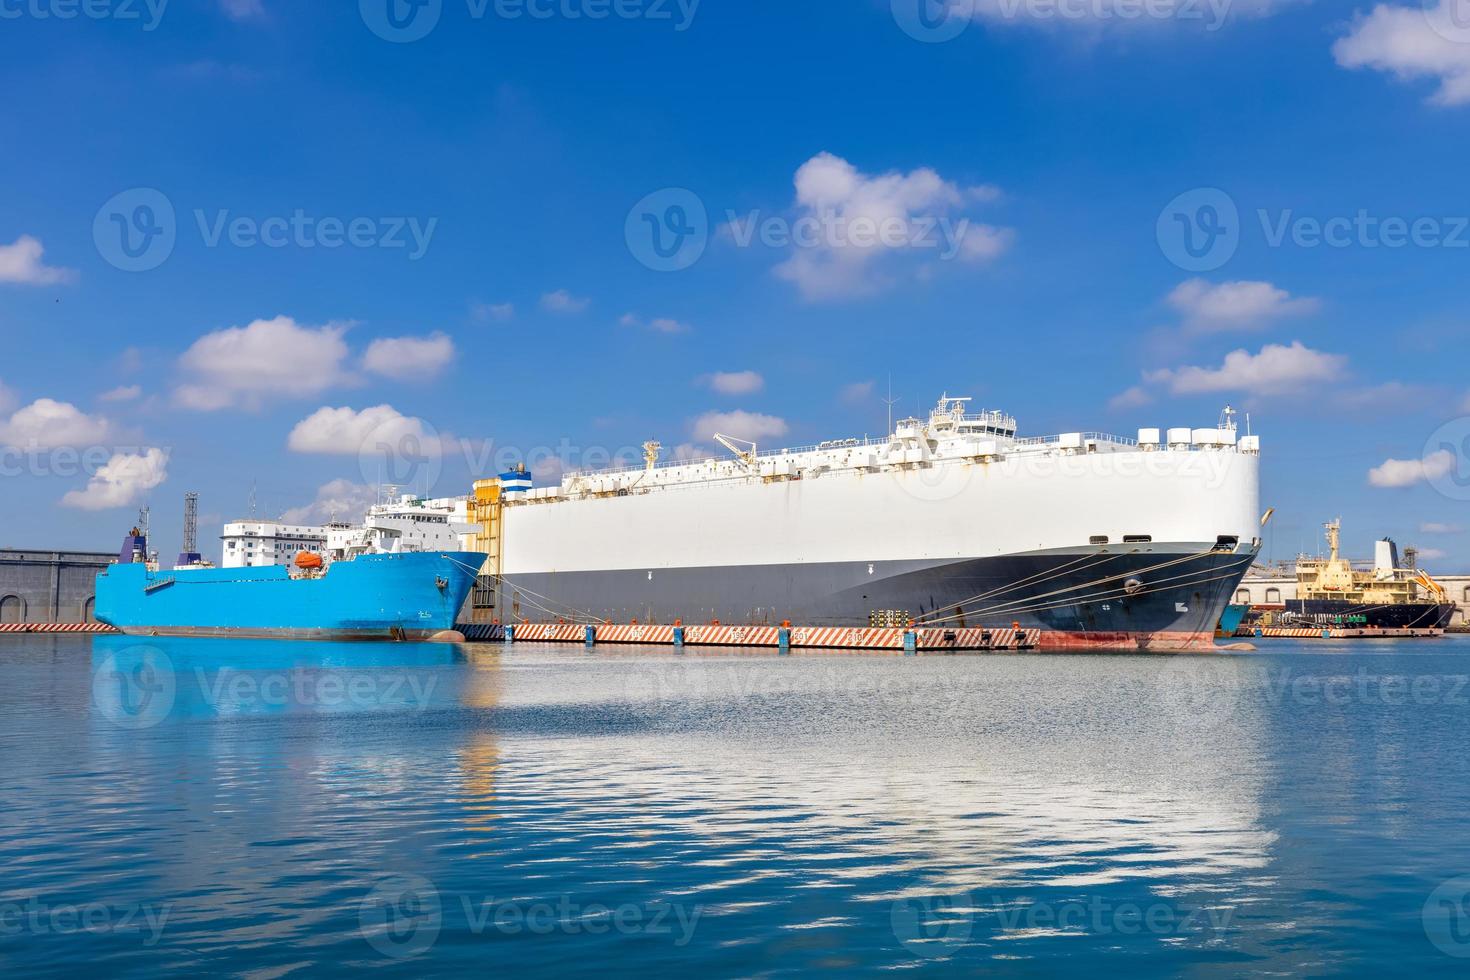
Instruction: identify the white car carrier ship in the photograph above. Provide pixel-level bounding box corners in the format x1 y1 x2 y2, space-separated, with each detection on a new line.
463 397 1265 651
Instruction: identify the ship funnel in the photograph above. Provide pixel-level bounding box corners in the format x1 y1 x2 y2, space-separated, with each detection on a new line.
1374 538 1399 575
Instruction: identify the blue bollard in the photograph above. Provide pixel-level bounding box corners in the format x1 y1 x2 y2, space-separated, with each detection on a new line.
504 624 514 645
673 626 684 649
778 627 790 654
903 630 917 655
585 625 596 647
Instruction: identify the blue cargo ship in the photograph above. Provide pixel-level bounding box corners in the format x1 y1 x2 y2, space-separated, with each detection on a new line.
95 528 485 641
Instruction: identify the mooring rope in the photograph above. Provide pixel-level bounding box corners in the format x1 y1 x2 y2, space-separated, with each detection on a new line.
913 548 1225 624
912 549 1219 623
915 550 1255 625
443 555 611 624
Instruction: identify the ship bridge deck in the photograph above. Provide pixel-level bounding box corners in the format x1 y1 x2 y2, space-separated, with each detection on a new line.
530 401 1258 505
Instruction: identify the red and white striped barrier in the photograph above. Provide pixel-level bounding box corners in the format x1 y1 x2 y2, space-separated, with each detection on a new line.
789 626 902 649
480 622 1040 651
682 625 782 646
0 623 118 634
512 623 588 642
595 624 677 644
916 627 1035 650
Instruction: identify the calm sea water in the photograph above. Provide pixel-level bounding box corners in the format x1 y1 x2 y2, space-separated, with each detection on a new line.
3 634 1470 977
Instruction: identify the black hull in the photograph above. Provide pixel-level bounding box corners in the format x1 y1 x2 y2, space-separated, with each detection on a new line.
495 543 1257 650
1273 600 1455 630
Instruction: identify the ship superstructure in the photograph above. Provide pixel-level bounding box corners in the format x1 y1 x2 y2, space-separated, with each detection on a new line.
1250 519 1455 630
221 492 474 569
468 397 1265 650
325 493 476 561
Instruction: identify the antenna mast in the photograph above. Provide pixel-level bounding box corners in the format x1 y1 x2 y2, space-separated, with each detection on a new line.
882 375 900 437
182 491 198 554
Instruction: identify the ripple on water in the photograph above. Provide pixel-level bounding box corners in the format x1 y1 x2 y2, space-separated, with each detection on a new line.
2 636 1470 976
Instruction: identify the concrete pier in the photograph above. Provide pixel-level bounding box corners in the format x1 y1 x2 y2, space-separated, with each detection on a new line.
456 622 1039 651
0 549 115 625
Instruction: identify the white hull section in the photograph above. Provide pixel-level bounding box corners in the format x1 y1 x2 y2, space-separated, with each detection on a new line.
501 450 1260 575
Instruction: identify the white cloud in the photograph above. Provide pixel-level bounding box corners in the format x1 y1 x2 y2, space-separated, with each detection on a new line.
1108 385 1154 410
0 399 111 449
703 371 764 395
691 410 789 443
287 404 441 456
0 235 74 286
952 224 1014 263
61 448 168 510
173 387 234 411
1334 1 1470 107
362 332 455 381
839 381 876 404
771 152 1012 302
1167 278 1319 331
0 380 15 414
281 478 377 525
620 312 691 334
1367 449 1455 488
98 385 142 403
1333 381 1430 410
1416 547 1448 560
541 290 591 314
174 316 352 410
1421 522 1464 534
218 0 264 20
472 301 515 323
1145 341 1347 395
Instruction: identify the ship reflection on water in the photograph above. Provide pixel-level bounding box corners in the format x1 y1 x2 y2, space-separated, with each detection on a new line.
2 636 1469 974
89 634 485 721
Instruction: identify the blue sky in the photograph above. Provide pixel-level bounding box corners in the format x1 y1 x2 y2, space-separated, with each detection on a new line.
2 0 1469 567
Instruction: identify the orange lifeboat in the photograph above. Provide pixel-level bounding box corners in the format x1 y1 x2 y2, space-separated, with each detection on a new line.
294 551 323 570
